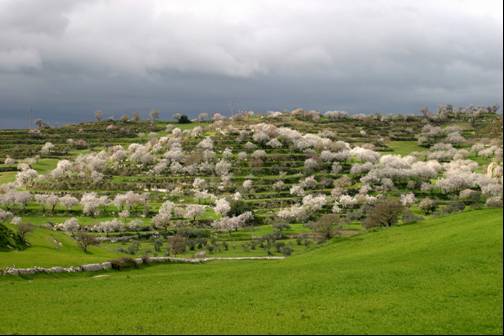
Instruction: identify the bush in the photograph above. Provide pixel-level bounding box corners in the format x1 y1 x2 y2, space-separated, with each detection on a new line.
110 257 138 270
346 208 365 222
168 234 187 255
126 241 140 255
274 241 286 253
16 223 34 245
364 198 404 229
279 245 293 256
459 189 481 205
177 115 191 124
402 210 423 224
309 214 342 241
153 238 163 252
229 200 253 216
419 197 436 214
0 223 27 251
486 197 503 208
176 227 211 239
272 222 290 232
442 202 465 214
75 232 99 253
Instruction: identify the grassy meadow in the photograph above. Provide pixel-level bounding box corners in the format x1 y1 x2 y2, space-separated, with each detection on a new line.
0 209 502 334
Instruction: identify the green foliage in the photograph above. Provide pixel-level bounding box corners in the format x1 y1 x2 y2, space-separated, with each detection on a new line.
228 200 253 217
0 223 27 251
177 115 191 124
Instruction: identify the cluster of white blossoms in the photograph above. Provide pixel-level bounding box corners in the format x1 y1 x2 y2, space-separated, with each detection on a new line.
211 211 253 232
54 217 80 232
277 194 328 222
152 200 174 229
112 191 147 211
214 198 231 216
1 107 502 242
81 192 109 216
89 218 143 233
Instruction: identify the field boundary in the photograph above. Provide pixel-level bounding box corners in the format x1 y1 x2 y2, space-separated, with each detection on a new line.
0 256 285 277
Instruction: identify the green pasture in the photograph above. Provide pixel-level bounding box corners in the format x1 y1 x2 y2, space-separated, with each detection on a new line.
0 209 501 334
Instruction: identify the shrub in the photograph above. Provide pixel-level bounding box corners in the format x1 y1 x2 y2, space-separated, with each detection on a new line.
16 223 34 244
0 223 27 251
442 201 465 214
177 115 191 124
153 238 163 252
419 197 436 214
168 234 187 255
272 222 291 232
228 200 253 216
486 197 503 208
459 189 481 205
402 210 423 224
176 227 211 239
75 232 99 253
346 208 365 222
274 241 286 253
309 214 342 240
279 245 293 256
126 241 140 255
364 198 403 229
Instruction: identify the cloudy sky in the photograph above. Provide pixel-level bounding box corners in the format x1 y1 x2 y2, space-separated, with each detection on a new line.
0 0 502 128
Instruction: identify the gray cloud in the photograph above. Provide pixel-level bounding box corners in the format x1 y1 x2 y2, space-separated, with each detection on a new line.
0 0 502 127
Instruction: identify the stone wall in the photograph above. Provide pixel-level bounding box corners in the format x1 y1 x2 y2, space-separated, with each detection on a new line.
1 256 284 276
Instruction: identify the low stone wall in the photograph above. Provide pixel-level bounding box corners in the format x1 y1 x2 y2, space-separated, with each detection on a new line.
0 256 284 276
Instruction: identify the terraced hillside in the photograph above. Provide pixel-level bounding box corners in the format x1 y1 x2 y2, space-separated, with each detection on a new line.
0 108 502 267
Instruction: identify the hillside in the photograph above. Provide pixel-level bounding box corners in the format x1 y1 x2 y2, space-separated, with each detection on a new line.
1 209 501 334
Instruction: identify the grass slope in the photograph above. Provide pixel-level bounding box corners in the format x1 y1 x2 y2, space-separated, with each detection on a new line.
0 209 502 334
0 224 125 268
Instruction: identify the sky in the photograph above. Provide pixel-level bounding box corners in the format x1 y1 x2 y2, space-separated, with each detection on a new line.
0 0 502 128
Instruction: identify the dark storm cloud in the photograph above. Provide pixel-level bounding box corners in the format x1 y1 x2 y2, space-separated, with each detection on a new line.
0 0 502 128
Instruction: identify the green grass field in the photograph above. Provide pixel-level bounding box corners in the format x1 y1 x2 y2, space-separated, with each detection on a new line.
1 209 501 334
387 141 426 156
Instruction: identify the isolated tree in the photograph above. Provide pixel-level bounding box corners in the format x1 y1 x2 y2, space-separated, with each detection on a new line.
40 142 55 155
149 109 160 123
17 223 33 244
214 198 231 216
185 204 205 222
75 232 99 253
309 214 342 240
177 115 191 124
419 197 436 214
364 198 403 229
420 106 432 119
168 234 187 255
153 200 174 229
59 194 79 212
34 119 49 129
59 217 80 233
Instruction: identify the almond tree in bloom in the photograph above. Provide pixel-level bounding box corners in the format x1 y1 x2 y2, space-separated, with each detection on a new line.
214 198 231 216
81 192 109 217
153 200 174 229
59 194 79 212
